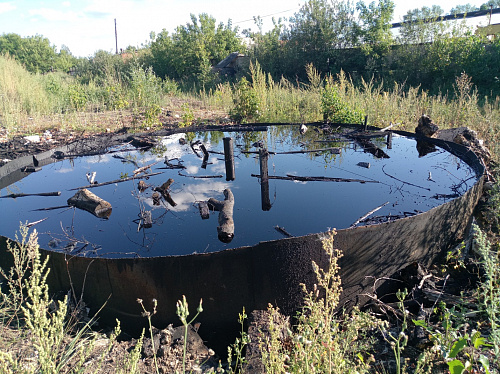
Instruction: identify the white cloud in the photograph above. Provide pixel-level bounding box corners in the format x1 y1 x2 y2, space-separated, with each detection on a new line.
62 1 70 7
0 2 15 14
29 7 80 22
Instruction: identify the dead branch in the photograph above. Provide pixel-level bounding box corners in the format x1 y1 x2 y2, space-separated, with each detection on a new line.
133 161 161 175
275 147 342 155
350 201 389 228
382 165 431 191
0 191 61 199
178 172 223 179
274 226 294 238
250 174 378 184
69 172 164 190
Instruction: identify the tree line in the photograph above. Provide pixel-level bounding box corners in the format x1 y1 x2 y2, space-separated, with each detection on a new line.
1 0 500 97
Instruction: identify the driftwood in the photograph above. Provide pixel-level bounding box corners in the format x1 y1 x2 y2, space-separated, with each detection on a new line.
133 161 161 176
112 154 139 168
275 147 341 155
350 201 389 228
140 211 153 229
250 174 378 184
152 192 161 206
1 191 61 199
223 137 235 181
22 166 42 173
32 205 70 211
70 172 164 190
208 189 235 243
26 217 48 228
153 179 177 207
198 201 210 219
67 189 112 218
138 180 148 192
274 226 294 238
178 172 223 179
352 137 390 158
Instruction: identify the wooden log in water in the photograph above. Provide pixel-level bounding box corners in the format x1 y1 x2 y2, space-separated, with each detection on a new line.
67 189 112 218
1 191 61 199
198 201 210 219
208 188 235 243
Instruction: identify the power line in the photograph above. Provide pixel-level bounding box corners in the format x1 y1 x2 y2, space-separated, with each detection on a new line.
234 8 298 24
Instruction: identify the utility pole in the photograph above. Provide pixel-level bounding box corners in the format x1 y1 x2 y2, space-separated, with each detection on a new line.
115 18 118 54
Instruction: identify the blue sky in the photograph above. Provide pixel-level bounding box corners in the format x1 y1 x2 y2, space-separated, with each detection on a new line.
0 0 497 57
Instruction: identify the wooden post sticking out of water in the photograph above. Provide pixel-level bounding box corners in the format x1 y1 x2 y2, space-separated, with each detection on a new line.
387 132 393 149
223 137 235 181
259 148 271 211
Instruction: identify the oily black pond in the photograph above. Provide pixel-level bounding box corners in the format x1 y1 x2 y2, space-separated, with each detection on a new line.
0 126 477 257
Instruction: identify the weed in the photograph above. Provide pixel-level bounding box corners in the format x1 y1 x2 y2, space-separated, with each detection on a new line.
380 289 409 374
176 295 203 373
321 82 365 124
225 308 250 373
229 76 260 123
260 230 381 373
179 102 195 127
142 104 161 128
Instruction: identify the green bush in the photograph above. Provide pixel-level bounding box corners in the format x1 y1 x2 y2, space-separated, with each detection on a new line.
321 83 365 124
229 77 260 123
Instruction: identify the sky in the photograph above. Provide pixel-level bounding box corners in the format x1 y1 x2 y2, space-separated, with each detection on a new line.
0 0 498 58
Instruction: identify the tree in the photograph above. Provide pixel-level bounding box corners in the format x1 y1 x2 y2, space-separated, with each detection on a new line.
282 0 359 77
398 5 446 44
449 3 478 15
356 0 395 56
149 13 243 86
244 16 286 78
479 0 500 10
0 33 58 73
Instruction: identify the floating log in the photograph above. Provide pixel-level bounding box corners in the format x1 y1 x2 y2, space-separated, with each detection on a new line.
223 137 235 181
21 166 42 173
138 180 148 192
133 161 161 176
208 188 235 243
141 210 153 229
250 174 378 184
0 191 61 199
275 147 341 155
350 201 389 228
153 179 177 207
112 154 139 168
152 192 161 206
198 201 210 219
259 149 271 211
351 137 390 158
274 226 294 238
178 172 223 179
67 189 112 218
70 172 164 190
357 162 370 169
